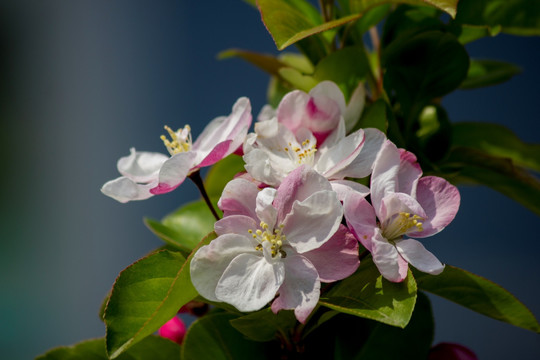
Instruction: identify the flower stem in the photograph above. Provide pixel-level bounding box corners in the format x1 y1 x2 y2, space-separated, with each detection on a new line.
188 171 221 221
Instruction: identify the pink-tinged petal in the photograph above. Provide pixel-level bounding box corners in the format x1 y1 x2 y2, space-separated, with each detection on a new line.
370 140 401 215
214 215 258 237
397 148 422 198
371 228 408 282
158 316 186 345
218 177 259 219
317 117 346 150
215 252 284 312
274 166 332 223
302 225 359 282
282 190 342 253
344 82 365 133
257 104 276 122
327 128 386 180
196 140 233 168
395 238 444 275
379 192 426 227
150 151 197 195
410 176 460 238
117 148 168 183
190 234 257 303
342 191 377 251
429 342 478 360
277 90 310 134
330 179 370 202
271 254 320 324
256 187 278 228
101 176 156 203
315 129 365 179
192 97 252 155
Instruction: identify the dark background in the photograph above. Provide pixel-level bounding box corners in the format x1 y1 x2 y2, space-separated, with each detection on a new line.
0 1 538 359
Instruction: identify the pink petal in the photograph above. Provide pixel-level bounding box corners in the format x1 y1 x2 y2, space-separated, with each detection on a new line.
379 192 426 228
271 254 320 324
277 90 309 134
274 166 332 223
395 238 444 275
218 177 259 219
302 224 359 282
330 179 370 203
197 140 233 168
429 342 478 360
342 191 377 251
315 129 366 179
158 316 186 345
214 215 258 237
371 228 408 283
411 176 460 238
397 148 422 198
150 152 197 195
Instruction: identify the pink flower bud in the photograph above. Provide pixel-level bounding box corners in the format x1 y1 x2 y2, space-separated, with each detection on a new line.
428 342 478 360
158 316 186 345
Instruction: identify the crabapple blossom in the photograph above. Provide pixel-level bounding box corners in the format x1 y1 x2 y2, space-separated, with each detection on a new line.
190 166 359 323
101 97 252 203
343 140 460 282
243 81 385 187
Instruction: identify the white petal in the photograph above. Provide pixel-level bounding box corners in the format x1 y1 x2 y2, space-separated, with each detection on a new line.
395 238 444 275
371 229 408 282
344 82 365 133
243 149 283 187
315 128 365 178
101 176 156 203
190 234 257 303
256 187 277 228
271 254 320 324
370 140 400 215
215 253 284 312
214 215 258 237
282 190 343 253
218 177 259 219
117 148 168 183
151 151 197 195
330 179 370 202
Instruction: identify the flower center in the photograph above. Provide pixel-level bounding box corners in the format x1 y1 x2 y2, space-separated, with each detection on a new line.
160 125 192 155
382 212 424 240
248 221 287 258
283 139 317 166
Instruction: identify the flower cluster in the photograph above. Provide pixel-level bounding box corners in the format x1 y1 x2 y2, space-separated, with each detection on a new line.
102 81 460 323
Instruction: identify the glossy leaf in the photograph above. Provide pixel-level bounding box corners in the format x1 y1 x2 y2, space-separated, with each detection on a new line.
313 46 370 99
182 311 272 360
460 59 521 89
354 99 388 133
36 336 180 360
258 0 458 50
441 147 540 216
230 308 297 342
104 233 217 358
204 154 246 198
319 257 417 328
334 292 434 359
143 218 192 256
414 265 540 333
454 0 540 36
449 24 502 44
451 122 540 172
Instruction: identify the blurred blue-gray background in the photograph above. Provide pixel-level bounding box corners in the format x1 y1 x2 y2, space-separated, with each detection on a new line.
0 1 538 359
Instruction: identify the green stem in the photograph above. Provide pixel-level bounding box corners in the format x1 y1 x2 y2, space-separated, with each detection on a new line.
188 171 221 221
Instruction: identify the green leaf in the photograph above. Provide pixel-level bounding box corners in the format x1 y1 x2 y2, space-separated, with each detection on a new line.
460 59 521 89
218 49 286 78
143 218 193 256
382 30 469 123
205 154 247 199
278 67 318 92
319 257 417 328
334 292 434 359
182 311 272 360
449 24 502 44
354 99 388 133
454 0 540 36
415 104 452 163
451 122 540 172
104 233 217 358
440 147 540 216
313 46 370 99
258 0 458 50
230 308 297 342
414 265 540 333
36 336 180 360
159 200 221 250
